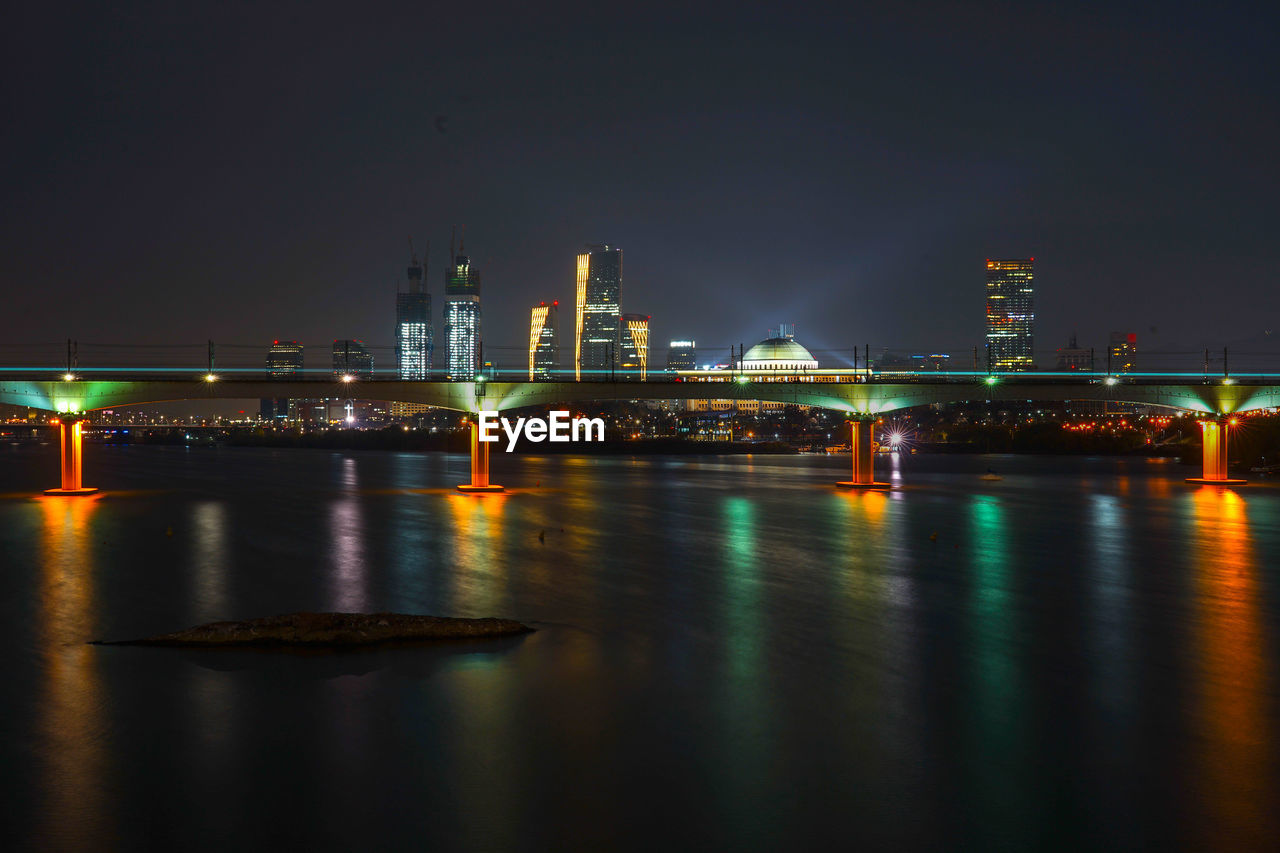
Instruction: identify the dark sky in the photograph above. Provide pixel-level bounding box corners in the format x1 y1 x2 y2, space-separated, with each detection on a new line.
3 0 1277 368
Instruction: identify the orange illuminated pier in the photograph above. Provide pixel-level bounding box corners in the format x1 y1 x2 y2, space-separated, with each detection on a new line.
1186 418 1247 486
44 418 99 496
456 421 504 493
836 419 890 490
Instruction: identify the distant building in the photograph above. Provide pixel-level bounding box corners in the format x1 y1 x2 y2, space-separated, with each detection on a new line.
261 340 303 421
1109 331 1137 373
666 340 696 372
332 340 373 379
529 301 560 380
619 313 650 380
575 244 622 380
396 246 432 380
985 258 1035 370
444 230 481 380
910 354 952 371
1056 333 1091 371
740 326 819 371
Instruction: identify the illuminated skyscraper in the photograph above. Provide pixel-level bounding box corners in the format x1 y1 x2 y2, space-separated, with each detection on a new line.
267 340 304 377
985 258 1035 370
619 313 650 380
332 339 374 379
261 340 303 420
444 230 481 380
575 244 622 380
1109 331 1137 373
529 301 560 380
395 246 432 379
666 340 696 371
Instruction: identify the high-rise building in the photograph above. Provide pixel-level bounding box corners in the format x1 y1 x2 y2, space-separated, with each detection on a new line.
396 246 432 380
619 313 650 380
444 230 481 381
332 340 374 379
529 301 560 380
575 244 622 380
1109 332 1137 373
666 340 696 371
261 340 303 421
985 258 1035 370
267 340 304 377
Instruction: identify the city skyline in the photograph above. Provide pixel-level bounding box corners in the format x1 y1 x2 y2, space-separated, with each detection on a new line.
4 4 1275 358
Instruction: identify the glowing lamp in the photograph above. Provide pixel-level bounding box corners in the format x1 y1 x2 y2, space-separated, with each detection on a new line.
62 373 75 382
341 374 355 383
984 376 997 385
1104 376 1118 386
204 373 218 382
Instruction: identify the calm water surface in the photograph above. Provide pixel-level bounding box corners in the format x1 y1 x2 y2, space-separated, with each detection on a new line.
1 444 1279 851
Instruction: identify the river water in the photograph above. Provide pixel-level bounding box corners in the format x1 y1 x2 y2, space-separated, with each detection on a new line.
1 444 1278 851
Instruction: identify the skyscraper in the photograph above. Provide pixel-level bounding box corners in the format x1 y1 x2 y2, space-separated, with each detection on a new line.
529 301 560 380
261 340 303 421
985 258 1035 370
666 340 696 371
332 340 374 379
619 313 650 380
395 245 432 379
575 244 622 380
444 229 481 381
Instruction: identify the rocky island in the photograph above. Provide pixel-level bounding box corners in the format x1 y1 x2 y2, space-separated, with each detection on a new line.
96 612 534 647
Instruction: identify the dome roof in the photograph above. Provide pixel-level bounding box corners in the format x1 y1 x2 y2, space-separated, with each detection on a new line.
741 336 818 370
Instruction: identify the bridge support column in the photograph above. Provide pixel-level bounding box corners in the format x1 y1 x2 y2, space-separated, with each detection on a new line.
1186 417 1247 486
457 420 504 493
837 417 890 490
44 417 98 496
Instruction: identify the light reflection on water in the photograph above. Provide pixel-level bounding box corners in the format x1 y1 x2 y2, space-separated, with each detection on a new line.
4 449 1279 849
36 495 112 850
1187 487 1275 847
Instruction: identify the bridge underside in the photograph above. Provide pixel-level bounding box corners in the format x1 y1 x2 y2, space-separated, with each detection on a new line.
2 378 1277 417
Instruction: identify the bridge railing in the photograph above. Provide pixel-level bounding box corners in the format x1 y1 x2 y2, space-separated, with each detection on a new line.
2 341 1277 383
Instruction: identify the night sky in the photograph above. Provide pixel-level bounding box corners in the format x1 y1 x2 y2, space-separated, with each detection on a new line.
4 1 1277 368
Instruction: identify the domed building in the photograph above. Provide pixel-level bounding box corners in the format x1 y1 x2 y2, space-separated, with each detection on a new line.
740 326 818 371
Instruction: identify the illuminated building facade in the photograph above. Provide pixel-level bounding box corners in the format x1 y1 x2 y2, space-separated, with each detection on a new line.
575 244 622 380
985 258 1035 370
1109 331 1137 373
444 234 481 380
395 249 432 379
529 301 560 380
666 340 696 371
619 313 650 380
261 340 303 421
331 340 374 379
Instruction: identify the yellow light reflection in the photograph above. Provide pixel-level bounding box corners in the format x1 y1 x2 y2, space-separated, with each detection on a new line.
1187 487 1272 844
445 492 509 616
36 495 113 845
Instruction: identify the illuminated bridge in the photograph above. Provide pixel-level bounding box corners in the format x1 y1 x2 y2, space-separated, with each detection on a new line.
3 367 1274 494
